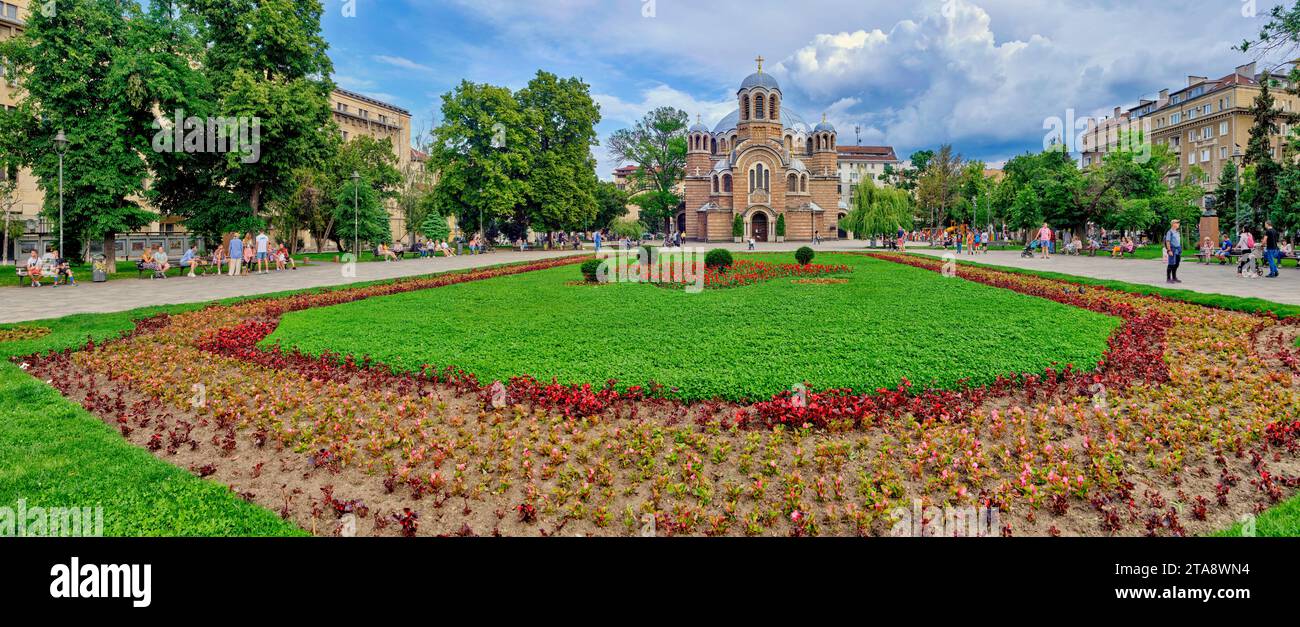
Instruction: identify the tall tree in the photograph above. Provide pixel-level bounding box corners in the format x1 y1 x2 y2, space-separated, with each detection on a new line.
1242 78 1291 230
0 0 160 263
333 177 389 253
430 80 532 240
840 179 912 243
607 106 688 232
516 71 602 236
179 0 337 218
593 180 630 230
915 144 963 233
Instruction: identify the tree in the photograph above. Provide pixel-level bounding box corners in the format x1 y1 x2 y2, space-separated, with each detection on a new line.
995 150 1085 233
333 177 390 253
430 80 532 240
419 206 451 242
1242 78 1292 230
1215 160 1241 219
179 0 337 217
517 71 601 237
915 145 963 233
607 107 688 232
0 172 22 265
840 180 912 244
593 180 629 230
0 0 162 264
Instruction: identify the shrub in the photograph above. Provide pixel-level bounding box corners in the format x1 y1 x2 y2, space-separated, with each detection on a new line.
580 259 603 283
732 214 744 238
611 217 645 240
705 248 733 270
776 214 786 238
795 246 815 265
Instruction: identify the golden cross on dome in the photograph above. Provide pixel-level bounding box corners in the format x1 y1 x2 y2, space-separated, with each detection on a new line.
755 55 765 74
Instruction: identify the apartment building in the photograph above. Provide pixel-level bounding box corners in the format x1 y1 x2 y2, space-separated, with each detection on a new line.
329 88 414 241
835 144 900 211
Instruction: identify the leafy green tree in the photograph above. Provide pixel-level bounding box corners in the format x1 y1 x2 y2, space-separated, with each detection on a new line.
1214 160 1241 220
915 145 963 232
179 0 337 217
333 177 390 252
430 80 532 239
607 107 688 232
0 0 161 263
593 180 630 230
840 179 912 243
418 205 451 242
517 71 601 235
995 150 1084 232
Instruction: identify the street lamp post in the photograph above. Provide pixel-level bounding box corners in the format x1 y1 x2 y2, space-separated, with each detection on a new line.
351 171 360 259
1231 145 1243 235
54 130 68 258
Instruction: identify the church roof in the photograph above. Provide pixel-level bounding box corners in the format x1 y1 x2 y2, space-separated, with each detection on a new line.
739 71 781 92
713 108 811 134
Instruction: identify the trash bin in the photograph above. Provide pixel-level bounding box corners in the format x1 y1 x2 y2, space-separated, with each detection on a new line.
457 241 463 256
92 255 108 283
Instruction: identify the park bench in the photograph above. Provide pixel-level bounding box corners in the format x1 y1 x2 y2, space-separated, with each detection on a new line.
15 266 31 286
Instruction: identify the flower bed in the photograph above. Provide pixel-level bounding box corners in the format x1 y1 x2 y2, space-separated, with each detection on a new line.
700 259 851 289
0 326 50 343
15 252 1300 537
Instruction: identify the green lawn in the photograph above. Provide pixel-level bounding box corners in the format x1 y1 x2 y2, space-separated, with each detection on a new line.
0 305 303 536
265 252 1122 401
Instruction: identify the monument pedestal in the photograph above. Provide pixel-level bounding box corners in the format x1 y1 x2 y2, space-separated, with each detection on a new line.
1199 214 1220 249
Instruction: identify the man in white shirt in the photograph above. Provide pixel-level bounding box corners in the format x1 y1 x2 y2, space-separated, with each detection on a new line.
255 231 270 274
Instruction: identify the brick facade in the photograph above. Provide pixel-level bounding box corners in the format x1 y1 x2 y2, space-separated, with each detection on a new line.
678 60 840 242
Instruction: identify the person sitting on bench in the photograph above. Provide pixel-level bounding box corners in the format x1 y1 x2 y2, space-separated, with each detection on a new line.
152 245 171 277
25 250 44 287
51 249 75 286
179 245 200 277
1214 237 1233 264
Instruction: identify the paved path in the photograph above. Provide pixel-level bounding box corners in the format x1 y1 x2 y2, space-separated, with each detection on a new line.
10 242 1289 324
0 250 587 324
906 249 1300 306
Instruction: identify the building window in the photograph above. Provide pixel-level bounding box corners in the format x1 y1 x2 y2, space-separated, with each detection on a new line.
1220 146 1228 159
754 93 765 120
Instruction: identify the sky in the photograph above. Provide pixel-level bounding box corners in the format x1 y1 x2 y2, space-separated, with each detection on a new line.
323 0 1288 178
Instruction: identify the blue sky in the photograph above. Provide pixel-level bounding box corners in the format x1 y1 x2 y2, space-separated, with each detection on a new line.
323 0 1286 178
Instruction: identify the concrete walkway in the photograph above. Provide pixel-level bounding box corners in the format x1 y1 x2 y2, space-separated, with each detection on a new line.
8 242 1291 324
0 250 587 324
906 249 1300 306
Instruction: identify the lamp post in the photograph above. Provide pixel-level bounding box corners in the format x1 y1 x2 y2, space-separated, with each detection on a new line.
54 130 68 258
1231 145 1243 235
351 171 360 258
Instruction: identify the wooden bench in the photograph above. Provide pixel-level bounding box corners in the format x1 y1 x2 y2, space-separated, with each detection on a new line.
15 266 31 286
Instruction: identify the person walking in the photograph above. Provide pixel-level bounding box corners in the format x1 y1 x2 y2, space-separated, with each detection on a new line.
1037 222 1053 259
1264 220 1281 278
1164 219 1183 284
227 233 243 276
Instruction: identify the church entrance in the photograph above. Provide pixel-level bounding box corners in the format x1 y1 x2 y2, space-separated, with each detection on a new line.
837 213 848 239
675 212 686 235
751 212 769 242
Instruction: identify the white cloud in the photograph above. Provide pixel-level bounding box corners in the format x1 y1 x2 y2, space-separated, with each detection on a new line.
595 84 734 127
373 55 434 72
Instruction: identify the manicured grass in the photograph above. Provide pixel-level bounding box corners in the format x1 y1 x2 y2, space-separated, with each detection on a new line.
0 363 304 536
1212 493 1300 537
265 252 1122 401
916 254 1300 319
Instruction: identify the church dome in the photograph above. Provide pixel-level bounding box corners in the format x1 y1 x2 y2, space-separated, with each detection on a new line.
814 115 836 133
739 71 781 92
689 114 710 133
713 107 810 134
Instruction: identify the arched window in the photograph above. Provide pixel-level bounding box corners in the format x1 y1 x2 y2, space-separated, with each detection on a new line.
770 95 779 120
787 174 797 192
711 137 717 154
785 135 793 153
749 163 769 192
755 93 765 120
712 175 719 193
801 175 807 192
806 138 813 154
722 174 732 192
741 96 750 120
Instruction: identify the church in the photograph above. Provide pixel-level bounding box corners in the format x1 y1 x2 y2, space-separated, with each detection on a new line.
681 57 844 242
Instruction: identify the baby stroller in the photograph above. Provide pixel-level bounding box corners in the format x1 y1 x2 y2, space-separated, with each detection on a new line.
1237 245 1266 278
1020 241 1036 258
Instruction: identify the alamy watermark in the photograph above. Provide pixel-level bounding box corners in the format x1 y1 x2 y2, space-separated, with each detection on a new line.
152 109 262 164
891 499 1000 537
1 499 104 537
594 245 706 293
1044 108 1152 164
